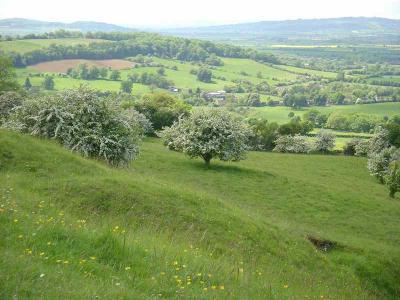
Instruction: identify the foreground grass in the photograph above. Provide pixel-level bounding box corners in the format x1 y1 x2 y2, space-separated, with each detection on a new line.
1 131 400 299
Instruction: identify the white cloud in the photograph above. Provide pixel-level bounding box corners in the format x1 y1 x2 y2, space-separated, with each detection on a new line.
0 0 399 27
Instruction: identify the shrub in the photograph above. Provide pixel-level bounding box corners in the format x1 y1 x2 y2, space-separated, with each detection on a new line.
197 68 212 83
42 75 54 90
248 119 279 151
354 139 370 157
386 162 400 198
134 93 190 132
161 109 250 165
6 88 143 166
343 138 364 156
314 130 335 153
367 147 400 184
274 135 311 153
0 91 23 123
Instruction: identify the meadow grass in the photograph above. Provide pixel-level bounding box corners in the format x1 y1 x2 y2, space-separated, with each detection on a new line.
1 130 400 299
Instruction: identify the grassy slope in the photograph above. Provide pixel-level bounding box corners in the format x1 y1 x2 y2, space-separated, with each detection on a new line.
0 38 107 54
1 131 400 299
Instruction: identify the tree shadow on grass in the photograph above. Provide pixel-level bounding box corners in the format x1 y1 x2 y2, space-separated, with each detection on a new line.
190 160 275 178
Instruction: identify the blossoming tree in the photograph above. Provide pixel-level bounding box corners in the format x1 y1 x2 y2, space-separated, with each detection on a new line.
162 109 250 165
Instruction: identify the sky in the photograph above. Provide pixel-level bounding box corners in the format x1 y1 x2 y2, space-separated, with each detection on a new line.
0 0 399 28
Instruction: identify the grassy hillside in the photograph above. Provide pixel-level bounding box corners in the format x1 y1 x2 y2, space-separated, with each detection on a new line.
0 38 107 53
1 130 400 299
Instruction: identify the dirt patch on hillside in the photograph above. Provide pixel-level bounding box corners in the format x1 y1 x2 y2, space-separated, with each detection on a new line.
31 59 134 72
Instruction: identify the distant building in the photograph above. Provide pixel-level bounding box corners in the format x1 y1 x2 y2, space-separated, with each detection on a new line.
204 90 226 100
168 86 181 93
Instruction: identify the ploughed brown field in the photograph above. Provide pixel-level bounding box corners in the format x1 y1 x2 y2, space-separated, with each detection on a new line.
31 59 134 72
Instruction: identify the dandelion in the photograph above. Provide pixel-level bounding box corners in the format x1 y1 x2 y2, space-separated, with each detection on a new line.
197 273 202 276
219 285 225 290
39 273 45 278
284 284 289 288
63 260 69 264
13 219 18 223
208 274 212 278
211 285 217 290
175 267 180 271
203 288 208 292
47 242 52 245
173 261 178 265
125 267 131 271
40 252 45 256
239 268 244 273
90 256 96 260
182 264 186 268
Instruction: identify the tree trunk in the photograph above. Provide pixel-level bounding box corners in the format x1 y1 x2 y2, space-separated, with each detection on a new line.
202 153 212 166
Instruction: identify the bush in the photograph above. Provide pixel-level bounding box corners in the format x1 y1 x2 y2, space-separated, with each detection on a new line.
161 109 250 165
42 75 54 90
273 135 311 153
343 138 365 156
6 88 143 166
314 130 335 153
134 93 190 132
0 91 23 123
197 68 212 83
248 119 279 151
386 162 400 198
325 112 382 133
367 147 400 184
354 139 370 157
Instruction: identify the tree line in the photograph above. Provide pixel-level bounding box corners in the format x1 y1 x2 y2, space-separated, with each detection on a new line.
7 31 279 67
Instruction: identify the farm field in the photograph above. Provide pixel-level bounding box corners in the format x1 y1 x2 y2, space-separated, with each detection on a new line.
1 130 400 299
275 64 338 79
15 67 152 94
0 38 107 53
368 75 400 83
13 55 309 94
31 59 134 72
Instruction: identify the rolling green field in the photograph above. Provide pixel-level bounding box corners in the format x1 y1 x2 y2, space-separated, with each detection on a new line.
1 130 400 299
13 55 305 95
15 68 152 94
247 102 400 124
0 38 107 54
276 65 337 79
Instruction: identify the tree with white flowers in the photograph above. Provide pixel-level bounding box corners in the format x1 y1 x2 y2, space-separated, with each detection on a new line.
162 109 250 165
314 130 335 153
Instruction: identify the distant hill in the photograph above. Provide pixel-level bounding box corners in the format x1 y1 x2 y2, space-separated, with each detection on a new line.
0 18 134 35
159 17 400 45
